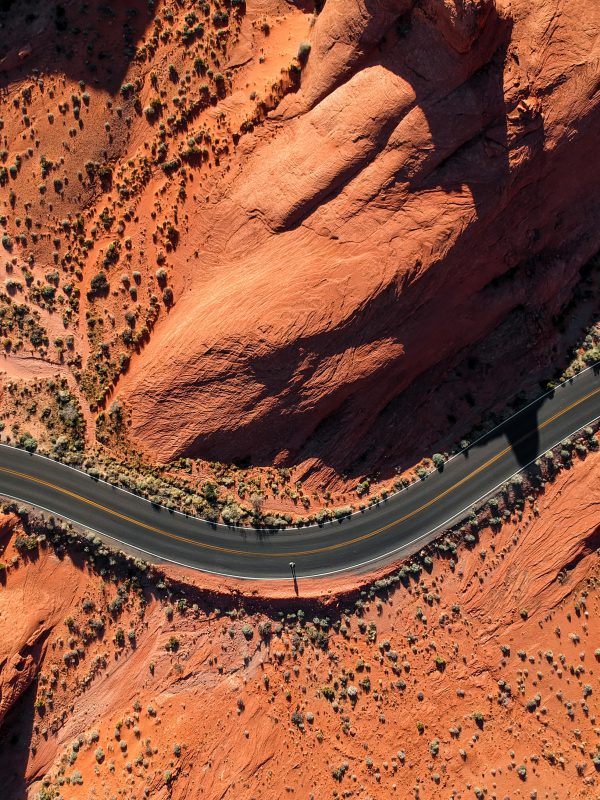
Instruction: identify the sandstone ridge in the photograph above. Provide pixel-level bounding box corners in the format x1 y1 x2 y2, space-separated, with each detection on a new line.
118 0 600 481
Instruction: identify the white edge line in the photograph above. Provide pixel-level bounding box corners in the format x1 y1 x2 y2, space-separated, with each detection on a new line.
2 412 598 582
1 361 598 535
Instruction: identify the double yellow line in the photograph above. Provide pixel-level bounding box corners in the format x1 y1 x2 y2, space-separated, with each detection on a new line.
1 384 599 560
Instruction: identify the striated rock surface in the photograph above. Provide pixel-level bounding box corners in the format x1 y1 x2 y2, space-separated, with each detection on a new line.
0 515 88 730
118 0 600 476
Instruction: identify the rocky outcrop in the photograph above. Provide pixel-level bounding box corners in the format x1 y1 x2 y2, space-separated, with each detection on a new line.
0 516 86 729
118 0 600 479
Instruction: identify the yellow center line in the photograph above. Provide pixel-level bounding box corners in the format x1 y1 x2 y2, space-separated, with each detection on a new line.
1 384 599 560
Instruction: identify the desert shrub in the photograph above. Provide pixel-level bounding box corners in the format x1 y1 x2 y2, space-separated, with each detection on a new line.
291 710 303 728
213 9 229 26
432 453 445 471
297 41 311 63
241 623 253 640
89 271 108 295
222 503 243 525
332 762 349 781
472 711 485 728
356 479 370 496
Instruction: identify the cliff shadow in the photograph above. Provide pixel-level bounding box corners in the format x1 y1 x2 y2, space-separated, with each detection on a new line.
459 391 543 469
387 1 517 216
0 0 155 94
0 629 51 800
502 398 542 468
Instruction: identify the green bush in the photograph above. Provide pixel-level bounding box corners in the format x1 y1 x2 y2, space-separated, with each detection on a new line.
432 453 445 471
213 9 229 26
297 41 311 63
89 271 108 294
241 623 253 640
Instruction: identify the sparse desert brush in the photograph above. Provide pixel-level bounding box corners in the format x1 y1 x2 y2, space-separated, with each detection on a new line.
89 271 109 295
241 623 253 640
297 41 311 63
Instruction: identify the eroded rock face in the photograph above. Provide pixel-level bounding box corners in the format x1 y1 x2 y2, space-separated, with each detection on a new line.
0 515 86 730
119 0 600 475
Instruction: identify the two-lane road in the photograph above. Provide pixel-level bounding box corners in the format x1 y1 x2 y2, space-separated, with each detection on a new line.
0 365 599 579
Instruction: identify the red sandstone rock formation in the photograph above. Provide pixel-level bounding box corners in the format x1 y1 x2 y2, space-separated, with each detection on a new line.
118 0 600 482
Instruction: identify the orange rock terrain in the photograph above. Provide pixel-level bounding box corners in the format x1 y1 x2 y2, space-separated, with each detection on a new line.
116 0 600 485
1 2 600 797
0 0 599 495
1 439 600 799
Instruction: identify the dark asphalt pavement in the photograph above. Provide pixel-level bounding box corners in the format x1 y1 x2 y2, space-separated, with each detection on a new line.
0 365 599 579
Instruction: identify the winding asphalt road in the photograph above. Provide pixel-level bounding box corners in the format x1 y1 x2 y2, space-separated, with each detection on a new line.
0 365 599 579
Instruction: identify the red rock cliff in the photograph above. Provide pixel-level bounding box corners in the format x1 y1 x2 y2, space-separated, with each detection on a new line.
118 0 600 478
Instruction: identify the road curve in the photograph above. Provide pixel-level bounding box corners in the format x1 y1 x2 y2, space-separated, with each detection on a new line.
0 365 599 580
